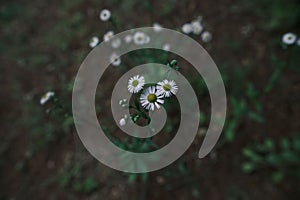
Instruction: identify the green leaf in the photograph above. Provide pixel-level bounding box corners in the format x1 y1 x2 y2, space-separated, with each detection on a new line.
241 162 255 173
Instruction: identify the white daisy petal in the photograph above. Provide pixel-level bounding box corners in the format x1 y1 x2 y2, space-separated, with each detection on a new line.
182 23 193 34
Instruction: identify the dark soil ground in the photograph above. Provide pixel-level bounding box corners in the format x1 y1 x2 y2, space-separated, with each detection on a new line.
1 0 300 199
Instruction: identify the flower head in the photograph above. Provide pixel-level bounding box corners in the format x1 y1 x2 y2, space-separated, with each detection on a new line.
153 23 163 32
140 86 164 111
133 32 150 45
119 118 126 126
182 23 193 34
89 36 99 48
297 38 300 46
124 35 132 43
282 33 297 45
192 21 203 35
110 53 121 66
128 75 145 93
201 31 212 43
99 9 111 21
111 38 121 48
40 91 55 105
163 43 171 51
156 80 178 97
103 31 114 42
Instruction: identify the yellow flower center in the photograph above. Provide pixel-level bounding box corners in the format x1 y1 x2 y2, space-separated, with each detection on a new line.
132 80 139 87
147 94 157 103
163 84 171 91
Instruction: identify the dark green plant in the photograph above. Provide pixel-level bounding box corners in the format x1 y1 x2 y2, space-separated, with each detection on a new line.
242 134 300 183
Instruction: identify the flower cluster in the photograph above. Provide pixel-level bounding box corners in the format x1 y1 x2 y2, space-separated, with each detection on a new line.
181 16 212 43
118 75 178 126
282 32 300 47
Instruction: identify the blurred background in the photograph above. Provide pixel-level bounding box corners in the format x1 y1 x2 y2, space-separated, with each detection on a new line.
1 0 300 199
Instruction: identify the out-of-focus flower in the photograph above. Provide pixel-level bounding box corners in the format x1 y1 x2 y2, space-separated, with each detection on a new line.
163 43 171 51
133 32 149 45
99 9 111 21
297 38 300 46
110 53 121 66
89 36 99 48
124 35 132 43
192 21 203 35
156 80 178 97
119 118 126 126
201 31 212 43
40 91 55 105
128 75 145 93
153 23 163 32
140 86 164 111
111 38 121 48
282 33 297 45
182 23 193 34
103 31 114 42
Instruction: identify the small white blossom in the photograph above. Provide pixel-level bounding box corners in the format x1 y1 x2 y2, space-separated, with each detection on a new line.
182 23 193 34
40 91 55 105
111 38 121 48
140 86 164 111
297 39 300 46
124 35 132 43
110 53 121 66
89 36 99 48
282 33 297 45
156 80 178 97
119 118 126 126
103 31 114 42
192 21 203 35
128 75 145 93
153 23 163 32
99 9 111 21
201 31 212 43
163 43 171 51
133 31 149 45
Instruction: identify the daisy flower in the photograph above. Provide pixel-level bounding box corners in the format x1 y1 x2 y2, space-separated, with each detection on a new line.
103 31 114 42
111 38 121 48
133 31 147 45
127 75 145 93
110 53 121 66
201 31 212 43
192 21 203 35
156 80 178 97
163 43 171 51
124 35 132 43
89 36 99 48
182 23 193 34
99 9 111 21
40 91 55 105
140 86 164 111
282 33 297 45
153 23 163 32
